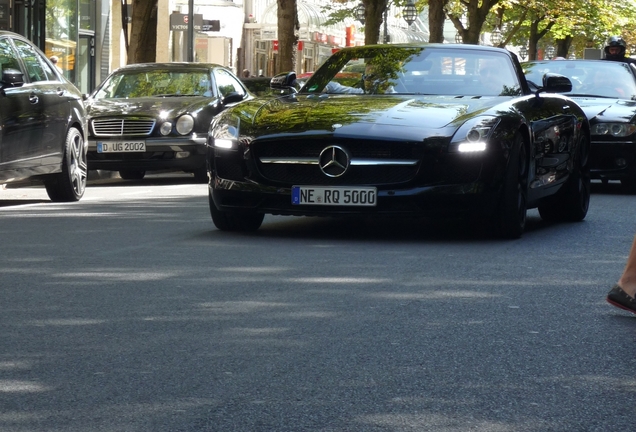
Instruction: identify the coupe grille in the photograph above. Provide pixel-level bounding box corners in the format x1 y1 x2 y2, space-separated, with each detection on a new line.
91 118 156 137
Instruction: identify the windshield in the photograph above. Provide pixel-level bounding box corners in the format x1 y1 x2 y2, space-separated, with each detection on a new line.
300 46 523 97
522 60 636 99
93 69 213 99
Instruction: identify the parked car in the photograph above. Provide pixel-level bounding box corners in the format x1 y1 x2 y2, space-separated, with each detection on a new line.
208 44 591 238
523 59 636 192
85 63 251 182
0 31 88 201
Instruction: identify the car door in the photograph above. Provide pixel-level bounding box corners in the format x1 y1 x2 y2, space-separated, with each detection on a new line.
0 36 44 174
12 38 69 168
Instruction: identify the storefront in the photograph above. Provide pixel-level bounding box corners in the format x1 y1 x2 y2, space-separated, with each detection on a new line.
4 0 97 94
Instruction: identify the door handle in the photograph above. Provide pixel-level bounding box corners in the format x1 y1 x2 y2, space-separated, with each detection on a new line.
57 87 65 97
29 93 38 104
562 105 571 112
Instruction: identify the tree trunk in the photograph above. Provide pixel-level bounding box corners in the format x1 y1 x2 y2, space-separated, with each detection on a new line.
277 0 298 73
428 0 447 43
128 0 157 64
363 0 388 45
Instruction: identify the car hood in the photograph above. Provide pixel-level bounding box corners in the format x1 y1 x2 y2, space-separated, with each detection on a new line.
247 94 512 138
85 96 217 118
571 96 636 123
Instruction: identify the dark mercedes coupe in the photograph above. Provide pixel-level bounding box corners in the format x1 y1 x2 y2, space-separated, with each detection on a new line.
85 63 251 181
208 44 591 238
0 31 87 202
523 59 636 192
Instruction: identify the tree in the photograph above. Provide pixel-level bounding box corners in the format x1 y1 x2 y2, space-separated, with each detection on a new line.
445 0 501 45
277 0 299 73
428 0 449 43
128 0 158 64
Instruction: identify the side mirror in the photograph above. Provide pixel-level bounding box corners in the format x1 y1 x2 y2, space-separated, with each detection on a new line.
1 68 24 88
222 92 245 105
541 73 572 93
270 71 297 90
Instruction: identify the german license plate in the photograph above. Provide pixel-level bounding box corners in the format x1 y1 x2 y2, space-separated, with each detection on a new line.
292 186 377 206
97 141 146 153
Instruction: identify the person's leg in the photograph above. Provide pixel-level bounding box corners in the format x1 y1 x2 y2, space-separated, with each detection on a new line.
618 235 636 297
607 235 636 313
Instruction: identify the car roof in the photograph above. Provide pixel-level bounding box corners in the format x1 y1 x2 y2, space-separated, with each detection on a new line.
113 62 226 72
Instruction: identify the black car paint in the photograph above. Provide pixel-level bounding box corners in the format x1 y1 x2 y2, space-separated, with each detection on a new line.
523 59 636 189
209 44 590 237
85 63 251 179
0 31 87 200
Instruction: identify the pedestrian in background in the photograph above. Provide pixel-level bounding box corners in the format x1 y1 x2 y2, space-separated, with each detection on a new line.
607 235 636 313
242 69 251 78
50 55 63 73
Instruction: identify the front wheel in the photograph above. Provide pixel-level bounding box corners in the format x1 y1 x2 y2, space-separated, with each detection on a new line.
209 190 264 232
493 132 528 239
44 127 87 202
538 133 590 222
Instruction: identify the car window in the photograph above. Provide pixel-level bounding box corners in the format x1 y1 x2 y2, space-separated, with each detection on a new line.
0 38 22 76
302 47 522 97
523 60 636 99
94 69 212 99
214 68 246 98
13 39 56 82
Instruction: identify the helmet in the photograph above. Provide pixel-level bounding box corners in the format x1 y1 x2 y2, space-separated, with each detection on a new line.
605 36 627 57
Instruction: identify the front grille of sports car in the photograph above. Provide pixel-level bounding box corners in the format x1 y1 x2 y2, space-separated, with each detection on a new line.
91 118 156 137
253 140 418 185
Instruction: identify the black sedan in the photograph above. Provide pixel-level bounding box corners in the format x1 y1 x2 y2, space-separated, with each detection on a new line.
0 31 87 201
208 44 591 238
523 59 636 191
85 63 251 181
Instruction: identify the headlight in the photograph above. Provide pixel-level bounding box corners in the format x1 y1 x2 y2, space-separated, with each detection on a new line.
591 122 636 137
450 116 500 153
212 116 240 150
176 115 194 135
160 122 172 136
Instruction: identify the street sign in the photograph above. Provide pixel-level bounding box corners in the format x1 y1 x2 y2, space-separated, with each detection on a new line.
169 13 203 31
202 20 220 32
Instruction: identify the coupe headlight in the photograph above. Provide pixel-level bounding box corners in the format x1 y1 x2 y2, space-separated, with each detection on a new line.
450 116 500 153
212 116 240 150
591 122 636 137
176 115 195 135
160 122 172 136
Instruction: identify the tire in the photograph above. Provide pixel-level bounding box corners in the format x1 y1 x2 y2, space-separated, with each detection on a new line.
208 190 264 232
119 170 146 180
44 127 87 202
620 178 636 193
193 167 208 183
538 133 591 222
493 132 528 239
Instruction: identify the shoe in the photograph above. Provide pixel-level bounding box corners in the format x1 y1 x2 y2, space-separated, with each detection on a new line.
607 284 636 314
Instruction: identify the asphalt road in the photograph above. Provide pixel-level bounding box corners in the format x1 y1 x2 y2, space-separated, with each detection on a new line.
1 174 635 432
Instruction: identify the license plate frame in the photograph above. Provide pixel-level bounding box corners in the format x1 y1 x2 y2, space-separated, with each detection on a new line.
96 141 146 153
292 185 377 207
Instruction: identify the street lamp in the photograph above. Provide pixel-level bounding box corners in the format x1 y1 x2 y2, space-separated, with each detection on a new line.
490 27 502 46
455 32 462 43
519 45 528 61
545 45 555 59
568 52 576 60
352 1 418 44
403 0 418 27
354 3 365 25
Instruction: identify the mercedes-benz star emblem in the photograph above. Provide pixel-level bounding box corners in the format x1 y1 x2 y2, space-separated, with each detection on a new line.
319 145 350 177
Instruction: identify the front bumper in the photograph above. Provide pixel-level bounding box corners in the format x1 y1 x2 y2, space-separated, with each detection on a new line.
590 140 636 181
87 136 207 172
210 178 500 219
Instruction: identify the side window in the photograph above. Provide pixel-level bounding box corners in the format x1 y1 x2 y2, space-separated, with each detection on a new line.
0 38 22 76
13 39 55 82
213 69 246 99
